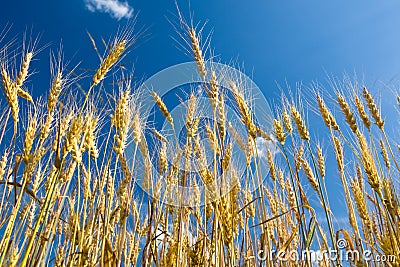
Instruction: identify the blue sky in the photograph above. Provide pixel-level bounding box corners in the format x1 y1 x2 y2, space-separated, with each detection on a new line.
1 0 400 96
1 0 400 226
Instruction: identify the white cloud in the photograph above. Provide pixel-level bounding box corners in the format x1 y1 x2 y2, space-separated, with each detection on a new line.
84 0 133 20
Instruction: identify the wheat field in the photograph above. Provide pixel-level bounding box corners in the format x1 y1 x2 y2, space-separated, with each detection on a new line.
0 13 398 267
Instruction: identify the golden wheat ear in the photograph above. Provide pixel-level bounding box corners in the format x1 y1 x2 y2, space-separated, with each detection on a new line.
16 52 33 88
317 96 339 131
91 20 137 88
22 112 37 163
357 133 381 194
112 88 132 156
354 94 371 130
93 39 127 86
1 68 19 123
273 119 285 145
291 106 310 141
205 123 220 156
189 28 206 78
362 87 384 129
16 88 33 104
337 93 358 134
48 71 63 113
282 107 293 134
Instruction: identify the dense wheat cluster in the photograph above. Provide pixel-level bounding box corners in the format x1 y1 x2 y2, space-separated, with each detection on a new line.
0 15 398 267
